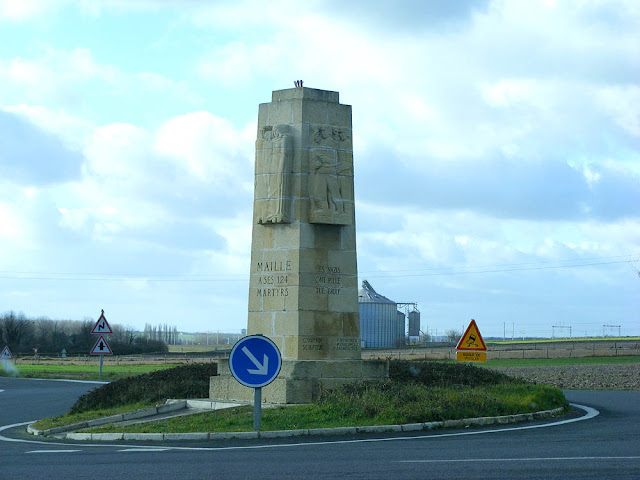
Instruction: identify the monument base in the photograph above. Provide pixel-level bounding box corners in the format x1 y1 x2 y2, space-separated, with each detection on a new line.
209 359 387 404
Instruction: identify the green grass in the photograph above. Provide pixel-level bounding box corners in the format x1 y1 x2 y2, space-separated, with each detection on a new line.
88 382 566 434
0 363 180 380
485 356 640 368
32 401 159 431
71 361 568 434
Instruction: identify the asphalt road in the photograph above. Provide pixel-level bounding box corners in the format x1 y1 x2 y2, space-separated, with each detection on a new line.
0 377 638 480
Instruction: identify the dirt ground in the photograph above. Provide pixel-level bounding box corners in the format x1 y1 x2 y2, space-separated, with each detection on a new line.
488 363 640 390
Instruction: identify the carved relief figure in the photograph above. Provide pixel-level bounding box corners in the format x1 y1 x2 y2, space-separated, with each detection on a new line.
256 124 293 224
312 127 350 146
310 151 344 217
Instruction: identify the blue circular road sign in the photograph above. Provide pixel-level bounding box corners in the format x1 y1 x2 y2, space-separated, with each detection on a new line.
229 335 282 388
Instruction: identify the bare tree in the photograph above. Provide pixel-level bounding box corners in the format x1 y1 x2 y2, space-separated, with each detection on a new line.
445 329 462 343
0 311 34 350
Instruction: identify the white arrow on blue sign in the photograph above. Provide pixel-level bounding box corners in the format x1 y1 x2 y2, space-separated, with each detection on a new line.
229 335 282 388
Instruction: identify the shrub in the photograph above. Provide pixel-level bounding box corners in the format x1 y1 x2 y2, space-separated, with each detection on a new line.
389 360 515 387
70 363 217 414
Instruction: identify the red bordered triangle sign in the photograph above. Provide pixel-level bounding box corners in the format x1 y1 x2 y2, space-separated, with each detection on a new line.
90 335 113 355
456 319 487 351
91 310 113 335
1 346 12 359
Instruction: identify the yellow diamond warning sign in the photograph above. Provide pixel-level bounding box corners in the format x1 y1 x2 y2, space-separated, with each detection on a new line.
456 319 487 352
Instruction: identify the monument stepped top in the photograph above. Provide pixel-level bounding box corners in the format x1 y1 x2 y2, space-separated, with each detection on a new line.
272 87 340 104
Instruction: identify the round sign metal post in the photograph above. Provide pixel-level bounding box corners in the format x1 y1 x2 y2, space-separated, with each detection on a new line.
229 335 282 431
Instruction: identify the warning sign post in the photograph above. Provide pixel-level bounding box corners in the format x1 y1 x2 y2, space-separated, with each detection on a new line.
90 309 113 380
1 346 12 360
456 319 487 363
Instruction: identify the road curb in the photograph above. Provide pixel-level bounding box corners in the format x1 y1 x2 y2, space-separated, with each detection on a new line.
61 407 565 442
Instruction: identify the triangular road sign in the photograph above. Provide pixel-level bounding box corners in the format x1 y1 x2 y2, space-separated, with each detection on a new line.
456 319 487 351
90 335 113 355
91 310 113 335
1 346 12 359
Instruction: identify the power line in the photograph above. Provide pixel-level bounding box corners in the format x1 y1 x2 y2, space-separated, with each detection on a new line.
0 254 637 282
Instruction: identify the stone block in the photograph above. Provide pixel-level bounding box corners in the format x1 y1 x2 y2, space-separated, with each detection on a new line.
402 423 425 432
157 400 186 414
122 408 158 421
94 433 124 441
292 198 310 224
247 312 273 335
210 431 259 440
327 250 357 274
283 336 300 358
314 225 342 249
272 88 339 103
260 429 307 439
123 433 164 441
87 414 123 427
308 426 357 436
298 223 315 249
251 225 275 250
268 101 293 125
164 433 209 441
257 103 269 127
273 311 300 336
274 224 300 248
328 103 352 129
424 422 441 430
186 400 214 410
328 290 357 313
357 425 402 434
312 312 343 336
261 285 298 311
291 173 309 199
298 285 328 311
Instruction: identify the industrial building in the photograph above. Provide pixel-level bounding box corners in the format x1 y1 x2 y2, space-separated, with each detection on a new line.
358 280 420 348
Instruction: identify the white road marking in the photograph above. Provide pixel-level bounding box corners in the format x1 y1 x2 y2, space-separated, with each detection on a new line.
4 378 108 384
119 448 171 452
0 404 599 452
0 389 4 393
399 456 640 464
27 449 81 454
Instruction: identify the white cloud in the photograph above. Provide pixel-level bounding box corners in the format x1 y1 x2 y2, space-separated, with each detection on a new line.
154 111 253 183
0 0 68 20
0 0 638 334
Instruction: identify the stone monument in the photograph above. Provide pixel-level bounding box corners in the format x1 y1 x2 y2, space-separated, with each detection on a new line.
210 86 386 404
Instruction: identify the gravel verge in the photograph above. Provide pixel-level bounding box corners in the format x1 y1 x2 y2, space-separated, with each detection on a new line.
488 363 640 390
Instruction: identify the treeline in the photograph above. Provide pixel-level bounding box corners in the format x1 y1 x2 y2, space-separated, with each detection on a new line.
0 311 168 355
142 323 179 345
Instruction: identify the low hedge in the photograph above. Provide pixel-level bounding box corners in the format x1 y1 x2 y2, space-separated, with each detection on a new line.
70 363 217 414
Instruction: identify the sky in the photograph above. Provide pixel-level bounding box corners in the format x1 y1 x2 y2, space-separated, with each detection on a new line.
0 0 639 338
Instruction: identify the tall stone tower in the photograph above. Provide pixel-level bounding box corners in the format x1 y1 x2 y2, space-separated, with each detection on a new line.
210 86 385 404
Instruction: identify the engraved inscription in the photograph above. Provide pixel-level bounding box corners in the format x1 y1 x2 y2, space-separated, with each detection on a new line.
335 338 359 351
302 338 324 351
256 260 292 272
255 259 291 296
314 264 342 295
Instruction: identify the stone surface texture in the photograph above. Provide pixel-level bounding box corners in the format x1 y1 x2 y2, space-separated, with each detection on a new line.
210 87 386 404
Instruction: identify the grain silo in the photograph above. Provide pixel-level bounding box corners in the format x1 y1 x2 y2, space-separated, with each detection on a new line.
358 280 405 348
408 310 421 337
396 311 406 347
